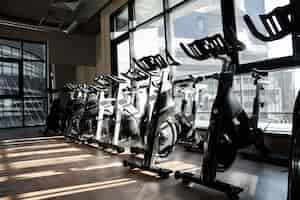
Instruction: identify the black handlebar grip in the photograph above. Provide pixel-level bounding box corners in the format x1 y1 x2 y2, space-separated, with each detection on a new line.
243 4 292 42
166 50 181 66
179 34 244 60
244 15 275 42
180 42 196 59
251 68 269 77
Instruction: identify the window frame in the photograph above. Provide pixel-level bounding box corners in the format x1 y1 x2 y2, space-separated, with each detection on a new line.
110 0 300 134
111 0 300 71
0 37 48 129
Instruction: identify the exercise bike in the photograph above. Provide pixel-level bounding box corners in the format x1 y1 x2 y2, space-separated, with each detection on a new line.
85 74 128 153
175 75 214 152
244 4 299 199
238 69 289 165
174 33 251 199
44 83 77 135
64 83 97 139
77 83 109 142
123 53 180 178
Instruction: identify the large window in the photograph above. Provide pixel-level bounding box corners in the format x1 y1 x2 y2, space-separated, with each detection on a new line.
168 0 223 79
0 39 21 59
169 0 184 8
239 69 300 132
134 0 163 26
111 0 299 133
0 99 23 128
133 18 165 59
111 5 129 39
0 39 47 128
186 69 298 132
0 61 19 96
235 0 292 64
116 39 131 76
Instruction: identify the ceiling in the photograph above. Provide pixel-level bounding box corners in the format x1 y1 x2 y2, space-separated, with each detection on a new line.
77 12 101 35
0 0 107 35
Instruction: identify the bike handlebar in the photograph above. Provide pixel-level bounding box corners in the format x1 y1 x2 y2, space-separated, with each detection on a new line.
105 75 127 84
251 68 269 80
243 4 292 42
121 68 149 82
132 57 160 77
174 73 219 85
179 34 245 61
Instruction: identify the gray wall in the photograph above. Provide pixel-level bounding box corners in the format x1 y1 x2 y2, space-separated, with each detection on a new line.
54 64 77 89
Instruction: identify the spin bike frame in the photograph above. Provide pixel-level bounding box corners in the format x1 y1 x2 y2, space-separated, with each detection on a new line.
174 75 211 148
89 75 127 153
174 34 247 200
244 5 300 199
123 54 177 178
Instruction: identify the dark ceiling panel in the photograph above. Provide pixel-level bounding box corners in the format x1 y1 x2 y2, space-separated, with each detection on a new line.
76 12 100 35
0 0 103 35
0 0 51 21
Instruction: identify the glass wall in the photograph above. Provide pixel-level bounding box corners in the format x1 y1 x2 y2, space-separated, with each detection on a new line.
24 98 47 126
0 99 23 128
0 38 47 128
0 61 19 96
115 39 131 101
111 5 129 39
134 0 163 25
169 0 184 8
111 0 297 132
239 68 299 132
235 0 292 64
116 40 131 76
0 39 21 59
133 18 165 59
168 0 223 79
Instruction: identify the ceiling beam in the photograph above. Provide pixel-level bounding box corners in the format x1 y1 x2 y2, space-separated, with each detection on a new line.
0 15 61 32
63 0 111 34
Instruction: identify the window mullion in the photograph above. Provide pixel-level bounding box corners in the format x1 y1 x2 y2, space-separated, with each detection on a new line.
291 0 300 56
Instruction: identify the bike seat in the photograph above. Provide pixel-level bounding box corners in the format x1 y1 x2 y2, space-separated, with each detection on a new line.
258 79 270 85
251 68 269 82
177 82 190 88
178 88 194 95
251 68 269 76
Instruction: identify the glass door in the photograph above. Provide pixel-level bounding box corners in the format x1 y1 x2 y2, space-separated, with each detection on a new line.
0 39 47 129
0 60 23 128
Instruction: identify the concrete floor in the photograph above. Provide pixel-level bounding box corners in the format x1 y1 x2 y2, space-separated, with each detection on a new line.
0 127 288 200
